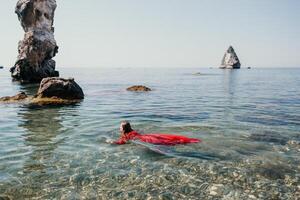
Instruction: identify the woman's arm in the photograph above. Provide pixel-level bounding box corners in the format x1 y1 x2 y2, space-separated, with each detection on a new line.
112 138 127 145
110 132 137 145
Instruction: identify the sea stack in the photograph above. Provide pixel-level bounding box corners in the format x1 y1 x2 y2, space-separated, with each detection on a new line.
10 0 59 83
220 46 241 69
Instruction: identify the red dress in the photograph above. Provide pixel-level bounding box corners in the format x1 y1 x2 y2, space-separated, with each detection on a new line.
113 131 201 145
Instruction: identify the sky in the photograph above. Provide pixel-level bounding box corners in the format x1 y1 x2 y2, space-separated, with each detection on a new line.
0 0 299 68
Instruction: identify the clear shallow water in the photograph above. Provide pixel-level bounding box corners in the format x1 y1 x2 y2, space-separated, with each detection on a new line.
0 68 300 199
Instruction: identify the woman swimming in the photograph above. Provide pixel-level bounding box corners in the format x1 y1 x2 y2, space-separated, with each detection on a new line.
111 121 201 145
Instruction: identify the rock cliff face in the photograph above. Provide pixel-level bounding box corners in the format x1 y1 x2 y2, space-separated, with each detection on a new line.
10 0 59 83
220 46 241 69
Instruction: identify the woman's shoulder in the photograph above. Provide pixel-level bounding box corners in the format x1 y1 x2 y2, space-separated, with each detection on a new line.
127 130 140 138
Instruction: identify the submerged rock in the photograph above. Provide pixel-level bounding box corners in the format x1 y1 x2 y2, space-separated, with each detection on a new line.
0 92 28 102
126 85 152 92
10 0 59 83
36 77 84 100
30 96 82 105
249 132 289 145
254 162 295 180
220 46 241 69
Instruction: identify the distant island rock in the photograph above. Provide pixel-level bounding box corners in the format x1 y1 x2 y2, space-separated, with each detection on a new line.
0 66 3 69
220 46 241 69
0 78 84 105
10 0 59 83
193 72 203 76
127 85 152 92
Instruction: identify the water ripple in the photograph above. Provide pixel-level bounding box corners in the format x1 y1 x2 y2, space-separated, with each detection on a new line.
0 68 299 198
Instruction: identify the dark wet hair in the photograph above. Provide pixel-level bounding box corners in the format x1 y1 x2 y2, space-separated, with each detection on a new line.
121 121 133 134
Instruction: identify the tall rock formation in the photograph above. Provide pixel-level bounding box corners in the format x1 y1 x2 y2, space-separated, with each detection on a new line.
220 46 241 69
10 0 59 83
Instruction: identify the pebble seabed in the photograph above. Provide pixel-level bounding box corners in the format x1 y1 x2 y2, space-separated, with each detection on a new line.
0 141 299 200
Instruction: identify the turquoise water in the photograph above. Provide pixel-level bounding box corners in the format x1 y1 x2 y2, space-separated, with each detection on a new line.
0 68 299 199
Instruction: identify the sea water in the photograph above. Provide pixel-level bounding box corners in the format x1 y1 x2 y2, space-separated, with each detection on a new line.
0 68 299 199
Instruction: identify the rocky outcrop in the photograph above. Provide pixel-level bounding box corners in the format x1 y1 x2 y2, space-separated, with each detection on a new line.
36 77 84 99
220 46 241 69
126 85 152 92
10 0 59 83
1 78 84 105
0 92 28 102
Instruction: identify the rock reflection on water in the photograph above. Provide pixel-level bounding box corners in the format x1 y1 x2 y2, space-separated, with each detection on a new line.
1 104 68 199
20 105 64 173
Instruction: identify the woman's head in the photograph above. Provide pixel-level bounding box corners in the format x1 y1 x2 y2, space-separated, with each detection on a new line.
120 121 133 134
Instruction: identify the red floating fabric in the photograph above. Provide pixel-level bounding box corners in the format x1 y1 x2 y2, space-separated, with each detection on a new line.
114 131 201 145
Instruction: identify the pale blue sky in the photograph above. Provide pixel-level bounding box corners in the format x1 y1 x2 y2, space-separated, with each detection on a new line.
0 0 299 68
